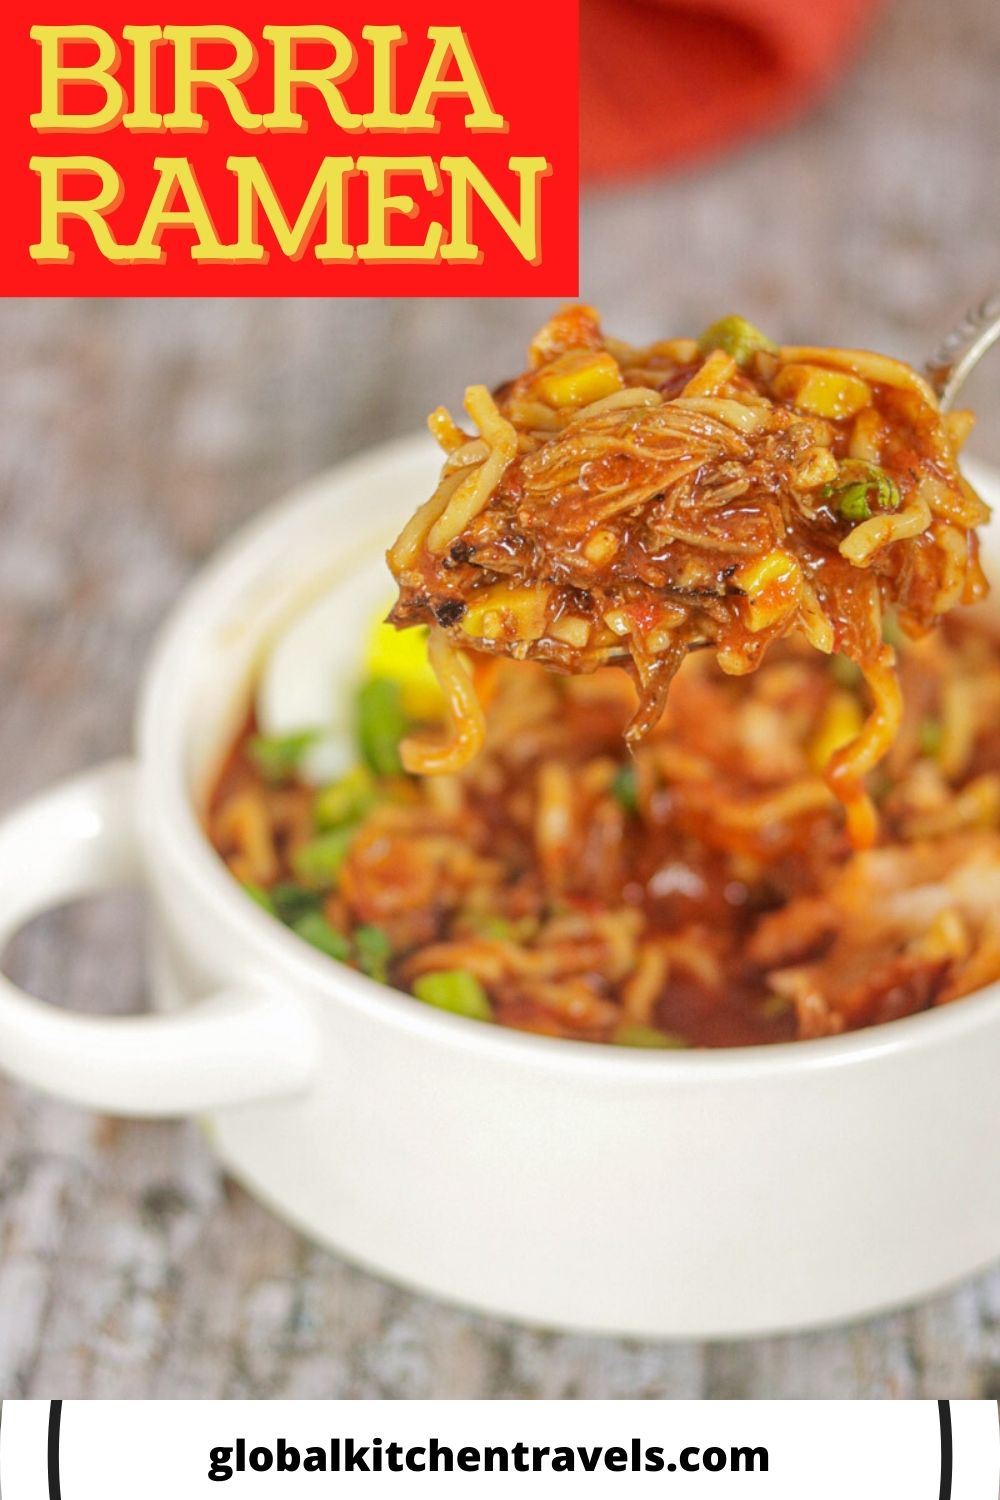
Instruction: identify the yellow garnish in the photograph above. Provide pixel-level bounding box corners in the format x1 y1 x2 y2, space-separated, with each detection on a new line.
733 549 802 632
366 612 443 719
773 363 873 420
533 350 624 409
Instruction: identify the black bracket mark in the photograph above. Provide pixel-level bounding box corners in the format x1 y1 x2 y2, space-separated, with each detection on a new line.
938 1399 953 1500
47 1400 61 1500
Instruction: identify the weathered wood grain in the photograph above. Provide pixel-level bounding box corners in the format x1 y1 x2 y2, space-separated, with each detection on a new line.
1 0 999 1397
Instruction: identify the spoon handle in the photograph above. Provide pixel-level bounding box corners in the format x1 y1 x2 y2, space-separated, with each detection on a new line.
926 293 1000 411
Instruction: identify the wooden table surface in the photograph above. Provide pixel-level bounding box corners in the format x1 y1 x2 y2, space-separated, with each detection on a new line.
2 0 1000 1398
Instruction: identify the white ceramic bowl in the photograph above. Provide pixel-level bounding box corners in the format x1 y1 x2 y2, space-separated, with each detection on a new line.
1 436 999 1340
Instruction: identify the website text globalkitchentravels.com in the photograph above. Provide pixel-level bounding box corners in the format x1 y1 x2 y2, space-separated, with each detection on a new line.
207 1435 769 1481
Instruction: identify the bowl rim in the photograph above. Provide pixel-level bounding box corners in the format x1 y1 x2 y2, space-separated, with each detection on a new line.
135 432 1000 1081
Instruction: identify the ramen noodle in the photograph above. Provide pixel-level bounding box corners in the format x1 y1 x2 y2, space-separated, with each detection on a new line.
208 611 1000 1049
387 307 990 848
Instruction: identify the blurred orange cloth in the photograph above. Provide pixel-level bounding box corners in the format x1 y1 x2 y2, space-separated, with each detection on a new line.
581 0 880 181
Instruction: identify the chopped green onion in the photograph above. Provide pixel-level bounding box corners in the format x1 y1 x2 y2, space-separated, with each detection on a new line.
412 969 492 1020
821 460 900 524
357 678 409 776
868 465 901 510
270 881 323 926
759 993 792 1020
248 728 317 783
354 923 392 983
611 763 639 814
314 765 376 830
292 826 358 888
919 717 943 758
834 483 873 521
240 880 274 914
292 910 351 961
613 1023 689 1049
697 314 776 366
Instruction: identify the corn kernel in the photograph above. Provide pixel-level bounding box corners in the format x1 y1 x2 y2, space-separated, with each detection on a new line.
534 350 624 409
773 363 873 420
808 689 865 772
461 584 550 642
733 549 802 632
731 549 803 630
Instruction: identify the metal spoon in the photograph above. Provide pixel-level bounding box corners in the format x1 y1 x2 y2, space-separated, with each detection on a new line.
926 292 1000 411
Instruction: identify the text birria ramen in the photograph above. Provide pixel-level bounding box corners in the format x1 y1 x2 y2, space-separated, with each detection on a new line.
28 23 552 267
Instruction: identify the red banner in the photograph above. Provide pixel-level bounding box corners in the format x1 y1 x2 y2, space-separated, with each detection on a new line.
0 1 579 296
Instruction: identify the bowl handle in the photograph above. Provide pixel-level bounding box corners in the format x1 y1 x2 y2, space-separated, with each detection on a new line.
0 760 320 1116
